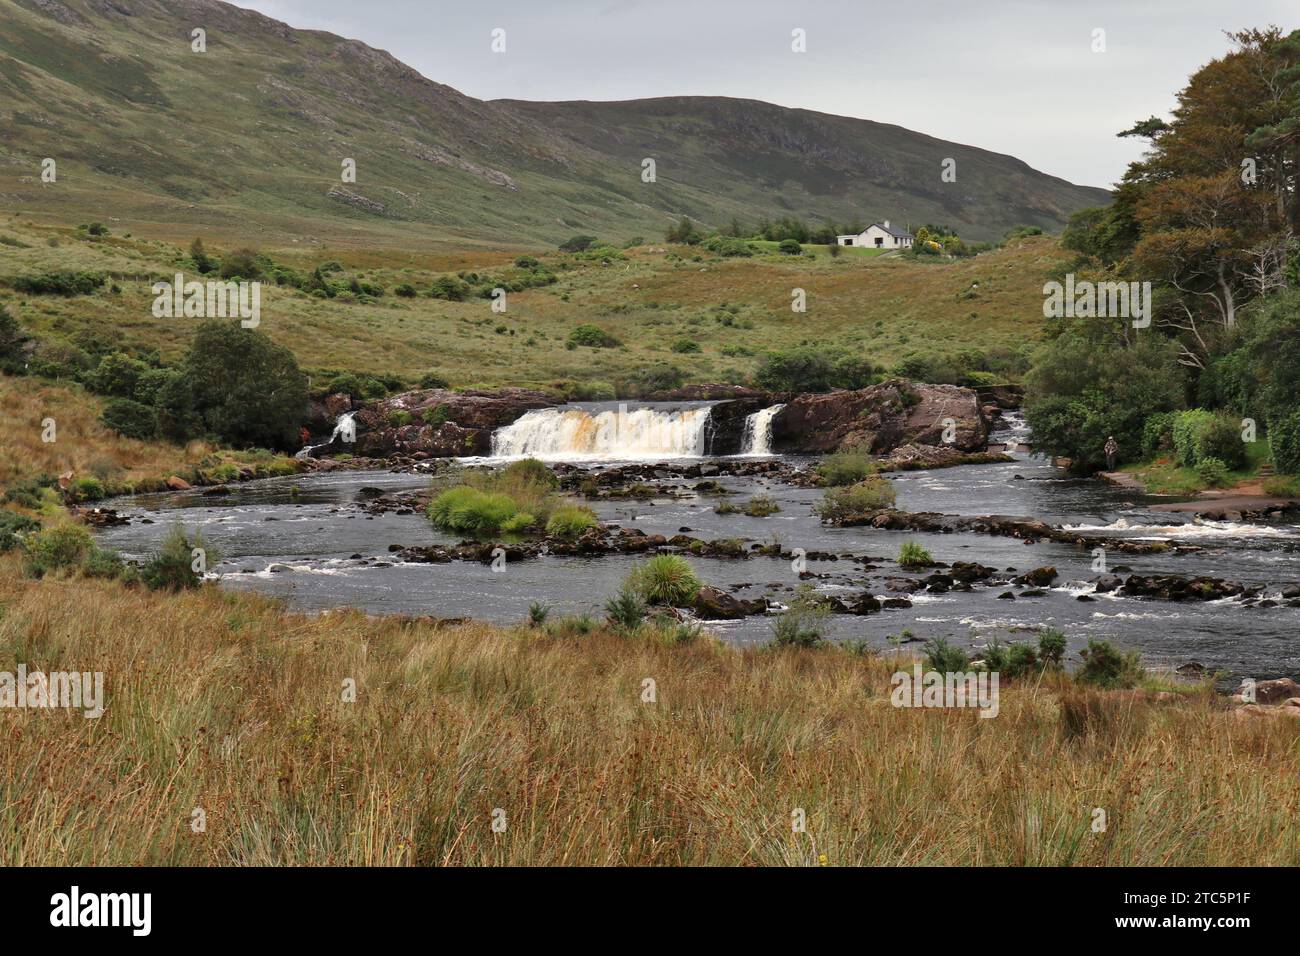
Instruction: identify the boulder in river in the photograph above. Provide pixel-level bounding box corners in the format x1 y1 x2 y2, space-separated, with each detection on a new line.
693 586 766 619
1014 566 1058 587
771 379 988 454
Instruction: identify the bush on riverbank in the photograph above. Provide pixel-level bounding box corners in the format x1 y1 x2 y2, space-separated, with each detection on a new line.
1170 409 1244 470
140 525 210 591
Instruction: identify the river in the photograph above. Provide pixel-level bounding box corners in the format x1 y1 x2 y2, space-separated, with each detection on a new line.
95 408 1300 681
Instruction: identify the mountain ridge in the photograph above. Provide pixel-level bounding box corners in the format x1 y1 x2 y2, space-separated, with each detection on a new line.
0 0 1111 244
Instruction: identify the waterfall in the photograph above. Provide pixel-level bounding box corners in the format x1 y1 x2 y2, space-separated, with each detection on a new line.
296 411 356 460
490 404 713 460
739 404 785 456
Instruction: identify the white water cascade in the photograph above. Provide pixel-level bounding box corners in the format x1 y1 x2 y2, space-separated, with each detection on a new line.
296 411 356 460
739 404 785 456
490 404 713 460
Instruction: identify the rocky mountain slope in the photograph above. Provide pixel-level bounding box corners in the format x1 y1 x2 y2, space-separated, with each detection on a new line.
1 0 1109 244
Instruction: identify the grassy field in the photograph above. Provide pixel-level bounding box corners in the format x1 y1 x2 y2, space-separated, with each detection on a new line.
1 562 1296 866
0 217 1057 391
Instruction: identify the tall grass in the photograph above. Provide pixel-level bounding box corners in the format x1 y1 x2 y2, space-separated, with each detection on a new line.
1 560 1295 866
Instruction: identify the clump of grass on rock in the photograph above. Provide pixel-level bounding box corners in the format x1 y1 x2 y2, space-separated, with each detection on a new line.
626 554 702 607
897 540 932 569
427 458 563 537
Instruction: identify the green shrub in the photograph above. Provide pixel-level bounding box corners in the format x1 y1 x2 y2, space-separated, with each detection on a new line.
394 283 417 298
570 380 616 401
670 338 700 354
604 588 647 631
1038 628 1067 668
626 364 684 396
1270 410 1300 476
626 554 701 607
1024 332 1183 473
701 235 754 257
816 451 877 486
924 637 970 673
3 475 57 510
898 541 932 569
814 477 896 521
141 526 209 591
386 410 414 427
165 321 307 449
545 505 597 538
418 371 450 389
190 237 213 273
428 275 471 301
67 476 106 503
101 398 159 441
568 324 620 348
87 352 149 398
421 404 450 427
9 270 106 296
1194 457 1231 488
1076 639 1143 689
80 545 130 580
1141 411 1177 457
325 372 388 401
1003 642 1041 679
777 238 802 255
500 512 537 535
0 305 26 368
1171 409 1244 469
755 348 875 393
0 510 40 553
134 367 180 406
219 248 263 280
559 235 598 253
770 587 829 648
22 523 95 577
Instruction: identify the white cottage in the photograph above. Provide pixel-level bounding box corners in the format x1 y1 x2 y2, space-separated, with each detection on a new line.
836 220 914 249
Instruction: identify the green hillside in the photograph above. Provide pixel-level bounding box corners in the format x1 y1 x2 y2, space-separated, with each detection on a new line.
0 0 1109 246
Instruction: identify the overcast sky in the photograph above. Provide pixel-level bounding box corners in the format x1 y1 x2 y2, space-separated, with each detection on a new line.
233 0 1295 189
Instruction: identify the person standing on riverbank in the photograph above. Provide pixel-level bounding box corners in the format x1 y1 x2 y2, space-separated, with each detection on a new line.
1104 436 1118 472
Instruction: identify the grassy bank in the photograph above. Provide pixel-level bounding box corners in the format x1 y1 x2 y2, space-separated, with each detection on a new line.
1117 441 1275 496
1 562 1296 866
0 374 302 498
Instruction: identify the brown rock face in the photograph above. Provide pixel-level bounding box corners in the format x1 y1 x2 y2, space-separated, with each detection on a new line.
347 388 560 458
1239 677 1300 705
771 380 988 454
